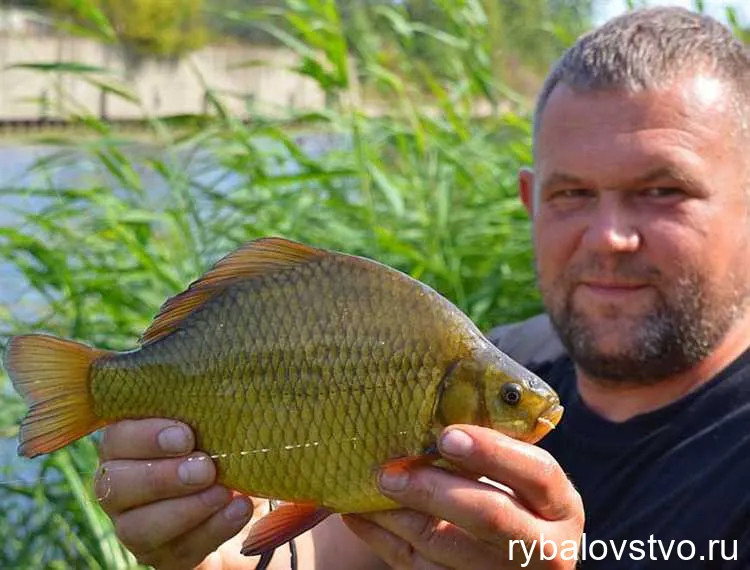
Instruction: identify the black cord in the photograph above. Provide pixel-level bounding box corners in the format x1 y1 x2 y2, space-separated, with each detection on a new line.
289 534 298 569
254 500 298 570
256 549 275 570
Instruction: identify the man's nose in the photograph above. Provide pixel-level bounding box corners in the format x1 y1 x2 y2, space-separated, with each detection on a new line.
581 196 640 253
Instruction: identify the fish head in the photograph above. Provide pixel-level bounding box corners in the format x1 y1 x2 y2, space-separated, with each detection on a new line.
437 348 563 444
480 349 563 444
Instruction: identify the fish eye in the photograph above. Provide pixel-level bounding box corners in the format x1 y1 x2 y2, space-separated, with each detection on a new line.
501 382 523 406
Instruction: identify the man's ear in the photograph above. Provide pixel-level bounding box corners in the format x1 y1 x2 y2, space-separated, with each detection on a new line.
518 167 535 217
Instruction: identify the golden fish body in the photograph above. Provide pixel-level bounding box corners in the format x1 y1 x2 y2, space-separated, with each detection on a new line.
5 237 562 554
93 254 463 511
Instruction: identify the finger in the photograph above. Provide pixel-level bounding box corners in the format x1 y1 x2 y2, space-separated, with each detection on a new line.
137 496 254 570
376 463 540 545
353 509 501 570
99 419 194 461
342 514 451 570
115 486 251 556
96 452 216 514
437 425 581 521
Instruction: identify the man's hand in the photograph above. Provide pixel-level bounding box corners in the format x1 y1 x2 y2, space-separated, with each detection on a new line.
95 419 254 569
342 425 584 569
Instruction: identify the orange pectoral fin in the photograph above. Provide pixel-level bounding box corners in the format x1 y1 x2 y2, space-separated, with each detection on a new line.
241 502 332 558
380 447 440 474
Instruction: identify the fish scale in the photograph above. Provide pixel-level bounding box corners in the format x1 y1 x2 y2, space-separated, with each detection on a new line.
5 236 563 558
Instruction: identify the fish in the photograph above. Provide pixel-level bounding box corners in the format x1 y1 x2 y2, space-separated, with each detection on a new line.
3 236 563 560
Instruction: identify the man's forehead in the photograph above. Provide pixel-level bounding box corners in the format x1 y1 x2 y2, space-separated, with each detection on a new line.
533 74 741 167
539 71 736 136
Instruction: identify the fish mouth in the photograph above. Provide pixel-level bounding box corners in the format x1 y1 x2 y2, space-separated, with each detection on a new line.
524 403 564 444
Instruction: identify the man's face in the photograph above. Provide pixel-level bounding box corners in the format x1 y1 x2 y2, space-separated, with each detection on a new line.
521 74 750 383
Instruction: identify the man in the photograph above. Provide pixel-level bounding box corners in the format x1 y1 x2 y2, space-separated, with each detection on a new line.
95 6 750 569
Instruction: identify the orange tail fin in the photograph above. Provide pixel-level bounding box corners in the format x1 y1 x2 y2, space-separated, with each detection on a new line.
4 333 112 458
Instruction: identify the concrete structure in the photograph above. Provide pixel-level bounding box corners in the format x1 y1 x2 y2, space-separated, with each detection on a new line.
0 9 357 122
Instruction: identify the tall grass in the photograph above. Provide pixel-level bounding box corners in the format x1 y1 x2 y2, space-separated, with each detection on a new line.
0 1 563 567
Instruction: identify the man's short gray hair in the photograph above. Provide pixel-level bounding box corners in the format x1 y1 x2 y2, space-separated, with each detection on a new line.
532 6 750 152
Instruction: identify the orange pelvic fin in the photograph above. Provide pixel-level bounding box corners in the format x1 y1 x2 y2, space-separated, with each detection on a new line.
241 502 332 558
140 237 326 346
4 334 112 458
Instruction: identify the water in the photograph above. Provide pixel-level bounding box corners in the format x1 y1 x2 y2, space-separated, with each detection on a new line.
0 436 19 470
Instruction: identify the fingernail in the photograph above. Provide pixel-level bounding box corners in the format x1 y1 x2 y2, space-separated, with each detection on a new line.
178 455 213 486
201 486 230 508
379 468 409 492
224 497 252 522
440 429 474 457
158 425 190 454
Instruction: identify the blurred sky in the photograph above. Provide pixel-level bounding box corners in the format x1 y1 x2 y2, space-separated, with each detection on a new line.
594 0 749 24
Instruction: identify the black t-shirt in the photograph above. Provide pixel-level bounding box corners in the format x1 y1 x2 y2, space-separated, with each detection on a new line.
527 348 750 569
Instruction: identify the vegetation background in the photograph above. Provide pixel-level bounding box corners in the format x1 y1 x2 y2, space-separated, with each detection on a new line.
0 0 745 567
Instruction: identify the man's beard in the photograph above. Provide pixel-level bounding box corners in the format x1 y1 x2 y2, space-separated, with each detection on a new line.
541 258 749 385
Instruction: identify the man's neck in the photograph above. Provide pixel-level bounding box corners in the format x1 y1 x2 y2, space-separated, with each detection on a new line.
575 312 750 423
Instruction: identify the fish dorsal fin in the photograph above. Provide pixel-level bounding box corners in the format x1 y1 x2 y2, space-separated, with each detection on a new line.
140 237 326 346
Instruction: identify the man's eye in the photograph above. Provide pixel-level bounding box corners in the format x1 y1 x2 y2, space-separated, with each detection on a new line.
641 187 684 198
553 188 593 200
